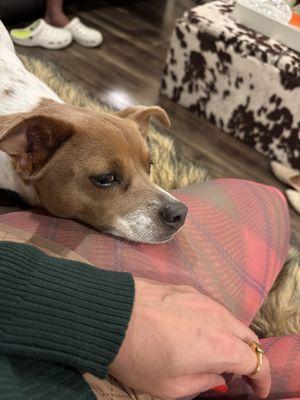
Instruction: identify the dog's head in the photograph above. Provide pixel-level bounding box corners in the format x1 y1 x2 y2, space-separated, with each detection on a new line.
0 100 187 243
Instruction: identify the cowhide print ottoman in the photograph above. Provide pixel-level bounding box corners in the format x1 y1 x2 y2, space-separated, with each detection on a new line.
161 0 300 169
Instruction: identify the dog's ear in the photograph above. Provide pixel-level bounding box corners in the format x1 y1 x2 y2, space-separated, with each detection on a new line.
116 105 170 137
0 114 74 178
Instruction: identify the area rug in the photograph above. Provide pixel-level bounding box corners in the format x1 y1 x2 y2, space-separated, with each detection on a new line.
16 55 300 338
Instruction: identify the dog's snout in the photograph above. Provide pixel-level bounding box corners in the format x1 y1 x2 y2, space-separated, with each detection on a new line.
161 203 188 230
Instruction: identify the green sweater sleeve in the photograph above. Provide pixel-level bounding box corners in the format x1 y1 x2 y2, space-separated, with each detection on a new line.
0 241 135 379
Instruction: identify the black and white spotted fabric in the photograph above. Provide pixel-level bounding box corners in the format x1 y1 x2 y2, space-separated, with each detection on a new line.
161 0 300 168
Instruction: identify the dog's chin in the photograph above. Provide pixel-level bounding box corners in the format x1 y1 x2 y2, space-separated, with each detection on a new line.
148 234 175 244
104 228 177 244
136 234 175 244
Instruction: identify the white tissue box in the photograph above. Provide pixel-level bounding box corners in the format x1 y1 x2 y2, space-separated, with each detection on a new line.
233 1 300 52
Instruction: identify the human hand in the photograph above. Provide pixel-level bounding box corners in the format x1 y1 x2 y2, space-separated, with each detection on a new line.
109 278 271 399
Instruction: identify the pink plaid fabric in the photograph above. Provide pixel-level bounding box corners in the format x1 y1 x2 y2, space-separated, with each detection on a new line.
0 179 295 399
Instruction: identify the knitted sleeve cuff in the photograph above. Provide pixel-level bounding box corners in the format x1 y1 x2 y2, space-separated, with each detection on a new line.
0 241 135 378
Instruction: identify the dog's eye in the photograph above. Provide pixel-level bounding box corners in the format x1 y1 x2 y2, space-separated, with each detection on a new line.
91 173 119 188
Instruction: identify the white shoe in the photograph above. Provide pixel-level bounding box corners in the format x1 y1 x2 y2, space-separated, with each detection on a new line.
270 161 300 192
286 190 300 214
10 19 72 49
65 18 103 47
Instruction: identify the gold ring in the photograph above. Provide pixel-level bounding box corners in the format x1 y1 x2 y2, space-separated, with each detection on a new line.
249 341 264 377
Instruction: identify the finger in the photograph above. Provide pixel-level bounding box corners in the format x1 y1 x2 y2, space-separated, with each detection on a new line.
208 305 259 344
179 290 259 344
228 316 258 344
246 356 271 399
199 298 259 345
225 339 271 398
157 373 226 399
171 286 258 345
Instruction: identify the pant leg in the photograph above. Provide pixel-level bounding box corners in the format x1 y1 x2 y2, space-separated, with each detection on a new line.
172 178 290 325
0 179 292 399
0 179 290 326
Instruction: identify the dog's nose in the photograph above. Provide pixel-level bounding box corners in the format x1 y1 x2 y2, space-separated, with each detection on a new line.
161 203 188 230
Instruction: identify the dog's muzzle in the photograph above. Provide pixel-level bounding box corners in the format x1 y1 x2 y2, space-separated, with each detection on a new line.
160 202 188 232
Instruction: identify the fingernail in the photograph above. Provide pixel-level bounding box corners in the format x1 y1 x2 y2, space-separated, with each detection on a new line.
212 385 229 393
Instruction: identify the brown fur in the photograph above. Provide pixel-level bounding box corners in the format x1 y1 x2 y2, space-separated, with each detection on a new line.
0 100 186 242
0 113 73 175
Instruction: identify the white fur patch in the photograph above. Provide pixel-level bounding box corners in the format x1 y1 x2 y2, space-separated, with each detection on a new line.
111 186 181 243
112 213 159 243
152 183 178 202
0 21 61 204
0 20 61 115
0 45 61 116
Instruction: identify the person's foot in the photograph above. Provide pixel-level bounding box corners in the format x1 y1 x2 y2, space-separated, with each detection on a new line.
10 19 72 50
64 18 103 47
286 190 300 214
45 10 70 28
270 161 300 192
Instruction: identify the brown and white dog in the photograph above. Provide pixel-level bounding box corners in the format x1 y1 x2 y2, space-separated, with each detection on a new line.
0 21 187 243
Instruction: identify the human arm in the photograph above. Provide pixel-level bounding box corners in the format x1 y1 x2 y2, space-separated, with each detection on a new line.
0 241 134 379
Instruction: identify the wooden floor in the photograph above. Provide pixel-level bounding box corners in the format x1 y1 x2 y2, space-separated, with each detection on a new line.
14 0 299 244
